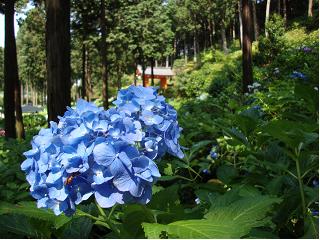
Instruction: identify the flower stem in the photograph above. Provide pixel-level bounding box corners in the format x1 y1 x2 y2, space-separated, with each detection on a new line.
295 156 307 217
95 202 120 236
76 211 101 222
107 204 117 220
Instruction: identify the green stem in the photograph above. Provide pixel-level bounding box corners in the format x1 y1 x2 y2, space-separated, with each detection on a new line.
95 202 120 236
96 201 107 218
295 156 306 217
77 211 101 222
107 204 117 220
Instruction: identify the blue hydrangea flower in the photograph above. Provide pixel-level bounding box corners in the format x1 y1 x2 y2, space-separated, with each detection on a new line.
290 71 307 80
202 169 210 175
210 151 218 159
21 86 184 216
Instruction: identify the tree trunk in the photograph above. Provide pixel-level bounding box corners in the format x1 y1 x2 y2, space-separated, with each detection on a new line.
21 82 23 105
242 0 253 93
100 0 109 109
221 22 228 53
151 58 154 86
308 0 313 17
86 56 92 101
193 32 197 62
184 37 188 64
212 20 216 37
117 66 122 90
166 56 169 67
32 86 35 105
283 0 287 25
4 0 18 139
26 77 29 104
265 0 271 37
208 20 213 47
278 0 281 14
142 64 146 87
35 91 38 106
232 20 236 40
81 42 86 99
46 0 71 123
134 62 137 86
239 0 243 48
252 0 259 41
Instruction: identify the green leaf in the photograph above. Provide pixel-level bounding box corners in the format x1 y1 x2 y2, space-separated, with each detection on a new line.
294 82 318 113
217 165 238 184
120 204 155 238
55 217 92 239
0 201 72 229
263 120 318 150
235 108 260 136
224 127 249 146
0 214 51 238
143 195 281 238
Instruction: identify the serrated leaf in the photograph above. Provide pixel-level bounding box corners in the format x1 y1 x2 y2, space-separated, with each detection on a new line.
55 216 92 239
0 214 51 238
217 165 238 184
120 204 155 238
143 195 281 238
0 201 72 229
224 127 249 146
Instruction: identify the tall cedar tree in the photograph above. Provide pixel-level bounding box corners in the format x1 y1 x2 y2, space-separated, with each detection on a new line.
265 0 271 36
45 0 71 123
4 0 25 139
308 0 313 17
242 0 253 93
100 0 109 109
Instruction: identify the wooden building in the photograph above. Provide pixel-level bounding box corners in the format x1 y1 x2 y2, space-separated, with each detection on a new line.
136 65 174 89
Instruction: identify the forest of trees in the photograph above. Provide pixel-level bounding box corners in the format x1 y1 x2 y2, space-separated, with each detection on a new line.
0 0 316 139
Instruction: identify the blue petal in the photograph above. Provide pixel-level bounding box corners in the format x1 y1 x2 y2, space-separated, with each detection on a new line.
21 158 34 172
93 142 116 166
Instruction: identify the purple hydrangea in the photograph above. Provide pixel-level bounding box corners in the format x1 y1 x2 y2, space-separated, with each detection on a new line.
300 46 312 53
21 86 184 216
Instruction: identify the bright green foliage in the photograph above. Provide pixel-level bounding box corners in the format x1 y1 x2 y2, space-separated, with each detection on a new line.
143 194 281 238
0 3 318 239
17 7 46 94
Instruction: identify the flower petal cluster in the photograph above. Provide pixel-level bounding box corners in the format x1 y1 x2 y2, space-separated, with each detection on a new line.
290 71 307 80
21 86 183 216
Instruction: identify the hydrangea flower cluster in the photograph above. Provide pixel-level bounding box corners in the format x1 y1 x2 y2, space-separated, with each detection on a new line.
21 86 184 216
247 82 261 93
290 71 307 80
300 45 312 53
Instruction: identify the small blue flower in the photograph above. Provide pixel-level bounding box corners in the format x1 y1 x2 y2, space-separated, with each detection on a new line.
311 210 319 216
290 71 307 80
252 105 261 111
312 179 319 188
202 169 210 175
195 198 201 205
210 151 218 159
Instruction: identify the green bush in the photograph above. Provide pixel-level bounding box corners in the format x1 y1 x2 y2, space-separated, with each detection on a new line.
257 14 286 64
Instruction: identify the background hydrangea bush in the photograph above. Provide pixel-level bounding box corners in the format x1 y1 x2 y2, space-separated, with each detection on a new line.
20 86 184 216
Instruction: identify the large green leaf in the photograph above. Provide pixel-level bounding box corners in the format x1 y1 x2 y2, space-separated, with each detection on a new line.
263 120 318 150
0 214 51 238
143 195 281 239
0 201 72 229
217 165 238 184
55 216 93 239
120 204 155 238
294 82 318 113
